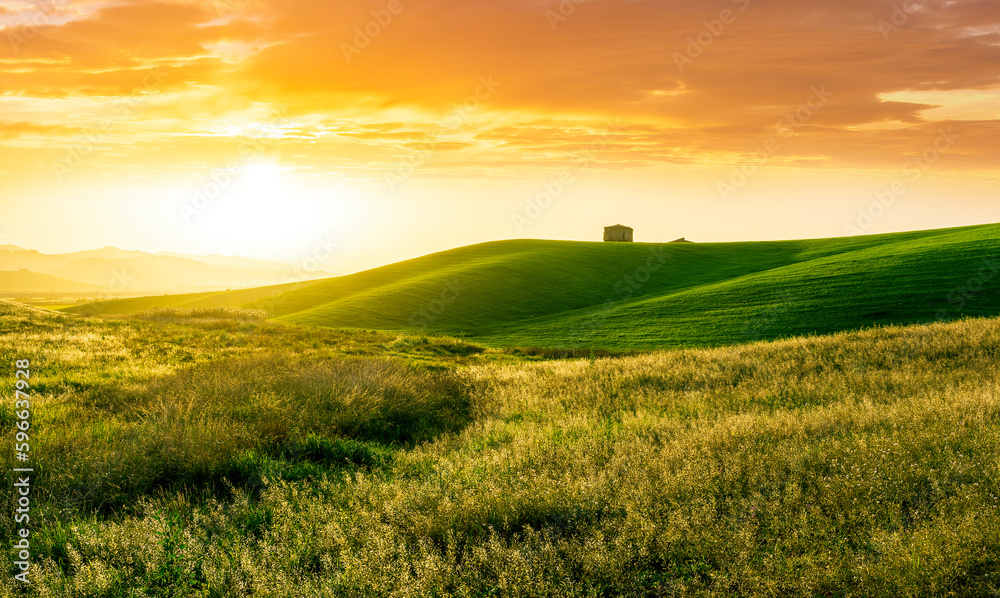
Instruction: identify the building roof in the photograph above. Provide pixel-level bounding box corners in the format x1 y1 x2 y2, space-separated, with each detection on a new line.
604 224 633 230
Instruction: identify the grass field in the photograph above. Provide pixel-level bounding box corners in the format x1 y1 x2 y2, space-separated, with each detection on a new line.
62 223 1000 350
4 299 1000 596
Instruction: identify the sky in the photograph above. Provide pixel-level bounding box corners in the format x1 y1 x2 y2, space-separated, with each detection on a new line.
0 0 998 274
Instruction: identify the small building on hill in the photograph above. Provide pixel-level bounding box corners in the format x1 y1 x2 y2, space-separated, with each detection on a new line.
603 224 633 242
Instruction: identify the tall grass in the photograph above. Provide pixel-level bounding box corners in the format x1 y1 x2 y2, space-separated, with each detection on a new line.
2 303 1000 596
14 353 469 514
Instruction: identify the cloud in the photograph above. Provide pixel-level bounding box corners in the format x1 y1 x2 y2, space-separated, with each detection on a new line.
0 0 998 171
0 120 81 140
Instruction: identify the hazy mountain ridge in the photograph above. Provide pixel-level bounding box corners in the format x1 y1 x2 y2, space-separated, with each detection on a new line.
0 245 337 296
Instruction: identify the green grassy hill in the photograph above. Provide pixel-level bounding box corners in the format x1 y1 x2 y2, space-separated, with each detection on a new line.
63 223 1000 349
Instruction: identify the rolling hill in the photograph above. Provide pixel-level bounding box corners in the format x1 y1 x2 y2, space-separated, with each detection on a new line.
63 223 1000 349
0 270 102 295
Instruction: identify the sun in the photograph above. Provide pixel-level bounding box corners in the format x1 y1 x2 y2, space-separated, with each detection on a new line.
241 162 286 183
190 162 364 260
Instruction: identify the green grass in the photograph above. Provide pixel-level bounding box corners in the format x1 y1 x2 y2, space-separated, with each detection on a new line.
63 223 1000 349
4 301 1000 596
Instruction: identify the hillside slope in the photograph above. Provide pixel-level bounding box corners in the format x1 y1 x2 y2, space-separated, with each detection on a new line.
64 223 1000 349
0 270 102 295
486 225 1000 348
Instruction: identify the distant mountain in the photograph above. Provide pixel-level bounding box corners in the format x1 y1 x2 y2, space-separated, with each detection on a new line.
46 255 331 293
58 246 153 261
0 248 79 272
0 271 101 295
0 246 337 297
156 251 300 271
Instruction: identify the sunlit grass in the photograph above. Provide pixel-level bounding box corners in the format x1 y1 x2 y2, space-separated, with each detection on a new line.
2 302 999 596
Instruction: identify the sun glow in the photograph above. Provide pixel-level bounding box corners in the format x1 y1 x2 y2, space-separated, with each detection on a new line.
191 163 367 261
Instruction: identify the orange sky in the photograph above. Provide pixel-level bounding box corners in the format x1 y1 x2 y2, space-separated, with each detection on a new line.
1 0 998 273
